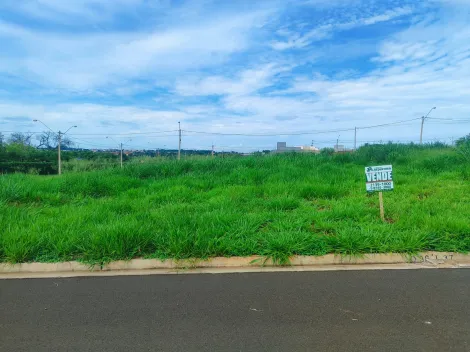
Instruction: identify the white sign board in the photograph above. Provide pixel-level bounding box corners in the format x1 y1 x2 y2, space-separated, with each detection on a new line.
365 165 393 192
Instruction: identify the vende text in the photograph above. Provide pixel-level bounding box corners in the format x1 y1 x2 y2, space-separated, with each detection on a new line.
366 171 392 182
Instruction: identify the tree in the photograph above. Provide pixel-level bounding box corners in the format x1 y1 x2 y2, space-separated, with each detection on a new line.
456 134 470 147
0 132 4 148
60 135 74 149
8 132 32 146
37 131 74 149
455 134 470 162
37 131 56 149
320 148 335 156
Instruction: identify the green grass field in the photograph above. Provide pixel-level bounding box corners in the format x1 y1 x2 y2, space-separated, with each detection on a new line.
1 144 469 265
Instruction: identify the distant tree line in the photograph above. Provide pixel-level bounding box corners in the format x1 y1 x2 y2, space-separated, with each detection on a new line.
0 132 118 174
2 131 468 175
0 131 74 149
0 131 241 174
0 132 58 174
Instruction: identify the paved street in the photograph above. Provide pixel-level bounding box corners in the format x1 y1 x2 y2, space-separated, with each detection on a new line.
1 269 469 351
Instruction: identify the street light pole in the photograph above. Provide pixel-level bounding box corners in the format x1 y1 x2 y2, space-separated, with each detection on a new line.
33 120 76 175
120 142 123 168
354 127 357 151
178 122 181 161
58 131 62 175
420 107 436 144
58 125 77 175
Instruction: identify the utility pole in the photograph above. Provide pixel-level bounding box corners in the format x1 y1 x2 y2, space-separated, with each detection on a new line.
120 142 123 168
107 136 130 168
420 107 436 144
420 117 425 145
354 127 357 151
58 131 62 175
178 121 181 161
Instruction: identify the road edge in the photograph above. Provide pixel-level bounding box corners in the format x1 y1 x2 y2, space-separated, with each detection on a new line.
1 252 469 279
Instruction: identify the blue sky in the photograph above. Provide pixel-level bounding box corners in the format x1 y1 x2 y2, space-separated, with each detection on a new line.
0 0 469 151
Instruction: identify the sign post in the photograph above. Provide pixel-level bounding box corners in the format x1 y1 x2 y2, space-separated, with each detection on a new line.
378 191 385 222
365 165 393 222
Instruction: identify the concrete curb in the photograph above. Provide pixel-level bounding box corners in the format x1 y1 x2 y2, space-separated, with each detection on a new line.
1 252 469 278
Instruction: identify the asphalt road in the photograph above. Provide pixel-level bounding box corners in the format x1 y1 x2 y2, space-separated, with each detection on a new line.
1 269 469 352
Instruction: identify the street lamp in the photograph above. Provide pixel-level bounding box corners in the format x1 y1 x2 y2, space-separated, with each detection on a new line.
107 137 132 168
420 107 436 144
178 121 181 161
33 120 77 175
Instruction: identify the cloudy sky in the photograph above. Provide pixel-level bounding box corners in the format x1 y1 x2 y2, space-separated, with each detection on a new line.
0 0 469 151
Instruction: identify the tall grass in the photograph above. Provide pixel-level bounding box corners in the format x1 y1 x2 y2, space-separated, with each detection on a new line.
0 143 469 264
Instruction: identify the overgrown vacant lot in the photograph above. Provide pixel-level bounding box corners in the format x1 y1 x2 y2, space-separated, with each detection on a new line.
1 144 469 265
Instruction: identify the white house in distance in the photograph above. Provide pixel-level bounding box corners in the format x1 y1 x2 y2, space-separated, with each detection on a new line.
334 144 345 152
275 142 320 153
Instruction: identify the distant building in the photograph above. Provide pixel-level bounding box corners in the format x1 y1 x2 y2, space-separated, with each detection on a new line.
334 144 345 152
276 142 320 153
276 142 301 152
299 145 320 152
334 144 354 153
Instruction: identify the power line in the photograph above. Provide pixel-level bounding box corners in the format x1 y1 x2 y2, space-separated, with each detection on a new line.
428 118 470 122
358 118 422 130
427 120 470 124
68 134 179 140
183 126 354 136
182 117 422 137
69 130 179 136
0 131 43 134
1 117 465 141
67 137 112 148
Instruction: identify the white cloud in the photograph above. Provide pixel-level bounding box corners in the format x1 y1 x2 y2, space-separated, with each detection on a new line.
0 9 269 91
373 40 441 63
266 16 470 142
0 102 187 149
174 64 287 97
166 11 470 145
362 7 414 25
271 6 413 50
437 0 470 5
296 0 361 8
1 0 469 150
270 25 333 50
0 0 147 23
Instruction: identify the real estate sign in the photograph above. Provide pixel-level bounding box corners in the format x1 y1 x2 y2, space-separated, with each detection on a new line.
365 165 393 192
